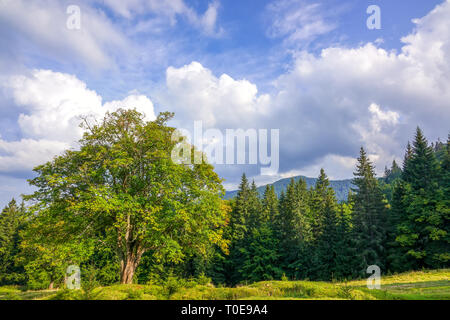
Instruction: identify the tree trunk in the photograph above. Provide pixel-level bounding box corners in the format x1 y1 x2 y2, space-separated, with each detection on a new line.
119 247 145 284
49 281 54 290
120 256 139 284
118 215 145 284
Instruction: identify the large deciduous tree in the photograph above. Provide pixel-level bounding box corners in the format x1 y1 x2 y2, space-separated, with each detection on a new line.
25 109 228 284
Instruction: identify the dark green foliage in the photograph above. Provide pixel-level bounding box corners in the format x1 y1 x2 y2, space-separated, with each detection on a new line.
380 160 403 202
395 128 449 268
246 181 264 231
230 174 251 242
333 204 355 280
384 160 402 184
350 148 387 277
153 128 448 285
440 135 450 207
0 199 27 285
402 141 414 182
238 224 282 282
312 206 338 280
386 181 414 272
212 175 283 285
80 265 101 300
277 178 313 279
82 244 119 286
262 185 278 225
226 174 254 285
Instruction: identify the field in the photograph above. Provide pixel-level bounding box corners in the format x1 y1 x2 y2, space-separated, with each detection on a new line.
0 269 448 300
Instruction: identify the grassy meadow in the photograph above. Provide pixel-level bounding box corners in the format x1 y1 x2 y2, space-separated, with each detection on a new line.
0 269 448 300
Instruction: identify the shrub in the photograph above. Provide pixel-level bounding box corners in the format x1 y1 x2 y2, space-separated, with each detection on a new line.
79 266 100 300
161 273 183 299
196 273 212 286
125 288 143 300
337 284 354 300
282 284 315 298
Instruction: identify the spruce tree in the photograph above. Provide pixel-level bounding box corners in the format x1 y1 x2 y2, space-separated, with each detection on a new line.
308 169 340 280
0 199 27 285
386 180 414 272
310 168 337 239
276 179 313 279
225 174 251 285
314 201 340 280
385 160 402 184
397 128 449 268
225 175 265 285
231 174 251 241
333 203 355 280
238 224 282 282
246 181 263 231
402 141 414 182
233 184 282 283
262 185 278 226
440 135 450 201
439 135 450 265
350 147 387 277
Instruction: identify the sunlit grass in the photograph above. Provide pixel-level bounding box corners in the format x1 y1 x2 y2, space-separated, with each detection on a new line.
1 269 448 300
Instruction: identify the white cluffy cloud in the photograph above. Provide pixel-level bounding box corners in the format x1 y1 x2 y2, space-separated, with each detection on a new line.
163 61 271 128
0 69 156 173
268 0 450 177
161 1 450 186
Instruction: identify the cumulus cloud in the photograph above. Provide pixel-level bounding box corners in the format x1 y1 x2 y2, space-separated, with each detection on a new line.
0 139 70 174
162 61 270 128
153 61 274 187
266 0 450 178
368 103 399 130
352 104 401 170
158 1 450 188
0 69 156 174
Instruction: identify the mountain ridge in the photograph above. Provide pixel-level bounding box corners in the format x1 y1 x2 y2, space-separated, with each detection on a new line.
224 175 354 202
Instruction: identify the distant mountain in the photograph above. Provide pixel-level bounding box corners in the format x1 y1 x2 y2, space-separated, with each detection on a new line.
224 175 354 202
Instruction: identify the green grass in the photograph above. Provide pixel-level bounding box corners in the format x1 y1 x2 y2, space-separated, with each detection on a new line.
0 286 57 300
1 269 448 300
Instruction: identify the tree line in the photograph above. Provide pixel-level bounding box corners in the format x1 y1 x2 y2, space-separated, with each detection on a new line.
210 128 449 285
0 110 448 289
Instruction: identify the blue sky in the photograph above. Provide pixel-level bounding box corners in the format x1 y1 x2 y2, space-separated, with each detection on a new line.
0 0 449 208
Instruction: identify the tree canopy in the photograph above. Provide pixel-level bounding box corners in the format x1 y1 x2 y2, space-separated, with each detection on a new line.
24 109 229 284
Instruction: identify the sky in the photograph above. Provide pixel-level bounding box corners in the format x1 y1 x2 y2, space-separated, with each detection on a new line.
0 0 449 207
